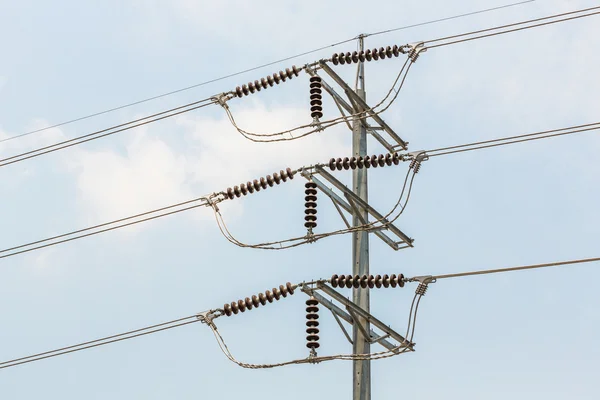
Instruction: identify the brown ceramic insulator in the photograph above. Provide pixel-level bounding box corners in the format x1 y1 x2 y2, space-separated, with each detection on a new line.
392 153 401 165
235 86 243 97
331 274 339 288
245 182 254 194
224 303 232 316
339 54 346 65
305 188 317 196
253 80 262 92
382 274 390 288
242 84 249 96
273 73 281 84
259 177 267 189
273 173 281 184
352 51 359 63
306 312 319 320
279 284 288 298
342 157 350 170
306 305 319 313
305 182 317 189
226 188 235 199
292 65 301 76
338 275 346 287
238 299 246 312
251 295 260 307
305 209 317 216
385 153 393 166
329 158 336 170
285 68 292 78
305 201 317 209
266 175 274 187
358 51 365 62
239 183 248 196
245 297 253 310
372 48 380 60
345 52 352 63
258 292 267 305
392 45 400 57
398 273 405 288
349 156 357 169
280 170 288 182
390 274 398 288
360 275 368 288
365 49 372 61
305 195 317 202
367 275 375 289
231 301 240 314
357 157 365 169
287 167 295 179
279 70 287 82
306 297 318 306
266 75 275 86
233 186 241 197
248 82 256 93
363 156 371 169
311 107 323 119
252 179 261 191
306 327 319 334
265 290 274 303
378 154 386 167
371 155 379 168
286 282 295 295
260 78 268 89
374 274 382 288
306 340 320 349
332 53 339 65
272 288 281 300
306 320 319 327
353 274 361 288
379 47 386 59
306 334 320 341
386 46 393 58
345 276 353 289
334 157 342 171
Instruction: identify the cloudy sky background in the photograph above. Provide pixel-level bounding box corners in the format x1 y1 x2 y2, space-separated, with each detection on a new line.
1 0 599 398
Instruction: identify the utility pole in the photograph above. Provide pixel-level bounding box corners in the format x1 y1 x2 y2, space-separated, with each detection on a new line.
352 35 370 400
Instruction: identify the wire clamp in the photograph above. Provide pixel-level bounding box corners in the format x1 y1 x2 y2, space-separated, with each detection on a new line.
407 42 427 62
213 93 232 109
197 310 220 325
202 196 220 212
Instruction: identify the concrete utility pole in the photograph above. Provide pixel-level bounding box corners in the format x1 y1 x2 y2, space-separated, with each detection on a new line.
352 35 370 400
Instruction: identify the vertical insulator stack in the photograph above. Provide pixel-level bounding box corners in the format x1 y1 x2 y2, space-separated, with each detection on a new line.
309 76 323 120
304 182 318 231
306 297 320 350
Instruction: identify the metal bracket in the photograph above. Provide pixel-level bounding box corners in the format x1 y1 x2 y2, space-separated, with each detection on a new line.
407 42 427 63
319 62 409 150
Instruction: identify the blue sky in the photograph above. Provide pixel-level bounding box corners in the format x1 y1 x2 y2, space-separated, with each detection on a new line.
1 0 599 398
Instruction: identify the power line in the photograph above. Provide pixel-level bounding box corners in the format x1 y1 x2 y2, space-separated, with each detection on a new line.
0 315 200 370
365 0 535 38
0 0 534 145
426 256 600 280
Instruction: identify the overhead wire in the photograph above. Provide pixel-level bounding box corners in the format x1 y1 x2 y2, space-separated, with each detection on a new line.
0 0 534 145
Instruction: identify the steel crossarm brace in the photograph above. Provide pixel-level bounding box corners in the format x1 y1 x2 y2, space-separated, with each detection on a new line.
302 287 400 352
314 166 414 248
318 283 414 349
305 69 396 152
301 171 401 250
319 62 408 150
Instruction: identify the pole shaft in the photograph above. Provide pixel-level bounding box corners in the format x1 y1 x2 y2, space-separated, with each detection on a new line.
352 35 370 400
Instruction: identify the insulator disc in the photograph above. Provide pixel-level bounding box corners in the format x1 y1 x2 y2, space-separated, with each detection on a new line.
392 153 400 165
305 194 317 202
258 292 267 305
240 184 248 195
306 334 320 341
305 216 317 223
359 51 365 62
305 209 317 216
311 111 323 119
310 93 322 101
360 275 368 288
292 65 301 76
345 52 352 63
382 274 390 288
306 298 318 306
248 82 256 93
245 182 254 194
332 53 339 65
258 177 266 189
375 275 382 288
372 49 379 60
371 155 379 168
285 68 292 78
235 86 243 97
310 99 323 107
279 284 288 297
238 299 246 312
286 282 295 295
260 78 268 88
305 201 317 209
336 157 343 171
365 49 372 61
309 76 322 83
265 290 274 302
252 295 260 307
286 167 295 179
226 188 234 199
363 156 371 169
306 306 319 313
273 73 281 84
310 81 322 89
280 170 288 182
378 154 385 167
329 158 336 170
266 175 274 186
231 302 239 314
310 87 322 95
304 221 317 228
245 297 253 310
267 75 274 86
224 303 232 316
306 327 320 334
342 157 350 170
272 288 281 300
304 184 317 193
273 173 281 184
279 71 287 81
345 277 353 289
393 45 400 57
306 342 320 349
385 153 393 166
398 273 405 288
252 179 261 191
338 275 346 287
254 80 262 91
352 51 359 63
367 275 375 288
357 157 364 169
339 55 346 65
385 46 393 58
306 313 319 320
353 274 360 288
242 84 249 95
390 274 398 288
306 320 319 327
233 186 241 197
331 274 339 287
378 47 386 59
